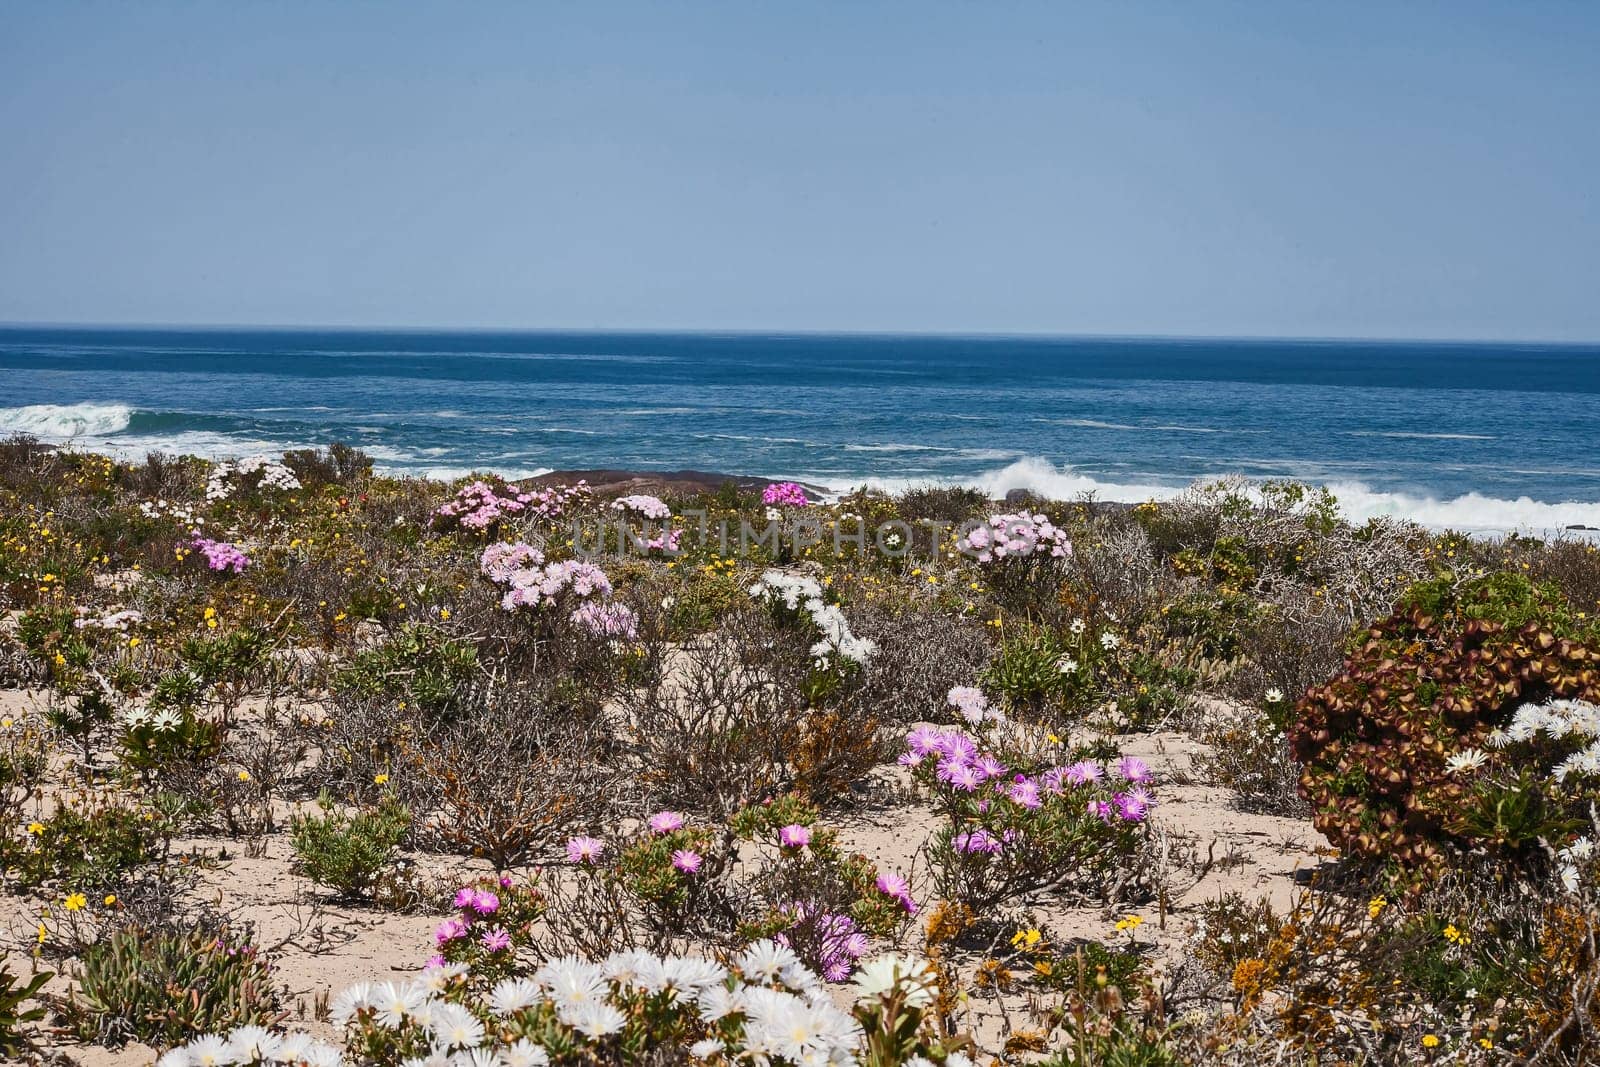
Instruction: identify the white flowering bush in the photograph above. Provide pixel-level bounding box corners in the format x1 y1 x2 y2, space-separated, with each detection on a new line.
749 571 876 669
205 456 302 502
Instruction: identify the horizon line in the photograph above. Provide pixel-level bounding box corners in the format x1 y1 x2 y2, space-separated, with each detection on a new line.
2 318 1600 349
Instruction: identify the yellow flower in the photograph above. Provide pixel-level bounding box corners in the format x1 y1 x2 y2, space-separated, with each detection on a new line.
36 923 46 945
103 894 117 907
1009 928 1042 949
63 892 87 912
1478 1038 1492 1049
374 773 390 785
26 822 44 835
127 637 141 648
237 770 251 782
1 718 11 729
439 608 451 620
1114 914 1145 933
1368 895 1387 919
1421 1034 1440 1049
1443 924 1469 945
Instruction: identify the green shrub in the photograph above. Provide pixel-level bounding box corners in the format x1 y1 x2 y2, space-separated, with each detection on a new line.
2 797 167 891
290 791 411 898
0 963 49 1057
69 926 280 1049
336 624 476 718
1290 573 1600 881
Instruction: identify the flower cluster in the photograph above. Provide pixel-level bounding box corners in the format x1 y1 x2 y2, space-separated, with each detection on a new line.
481 545 613 613
570 600 640 640
777 904 869 982
1492 698 1600 782
904 726 1155 906
159 934 974 1067
138 497 205 527
191 537 251 573
957 512 1072 563
947 685 1004 728
762 482 810 508
434 480 538 532
749 571 875 667
611 494 671 520
205 455 302 501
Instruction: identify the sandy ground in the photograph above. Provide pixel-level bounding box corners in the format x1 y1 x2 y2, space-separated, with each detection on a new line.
0 681 1324 1064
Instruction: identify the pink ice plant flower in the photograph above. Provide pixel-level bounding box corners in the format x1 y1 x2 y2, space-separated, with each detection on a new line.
479 927 512 952
649 811 686 834
1064 760 1104 786
761 482 810 508
671 849 702 874
470 890 500 916
191 537 251 573
434 916 470 946
953 829 1003 854
958 512 1072 564
875 872 918 914
1005 775 1043 810
566 836 605 864
778 825 812 849
1114 756 1153 784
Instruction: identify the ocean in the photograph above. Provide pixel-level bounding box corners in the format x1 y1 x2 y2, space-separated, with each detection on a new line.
2 325 1599 534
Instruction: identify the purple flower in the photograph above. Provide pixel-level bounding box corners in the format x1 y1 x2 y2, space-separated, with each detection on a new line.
906 726 946 760
1042 766 1071 794
566 836 605 864
1064 760 1104 786
479 926 512 952
1115 787 1154 822
470 890 500 916
1006 777 1043 810
434 916 470 946
953 829 1002 854
671 849 702 874
942 761 982 792
1114 756 1152 784
761 482 810 508
453 887 477 910
778 824 811 849
649 810 686 834
1088 799 1116 823
876 871 918 914
975 755 1008 782
424 953 446 969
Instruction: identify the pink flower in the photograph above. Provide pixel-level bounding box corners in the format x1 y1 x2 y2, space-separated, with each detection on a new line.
953 829 1002 854
649 811 686 834
1088 799 1116 823
470 890 500 916
875 871 918 913
424 954 446 968
1064 760 1103 786
1006 776 1043 810
1115 787 1154 822
479 926 512 952
778 824 811 849
671 849 702 873
434 916 470 945
761 482 810 508
453 887 477 910
1114 756 1152 784
566 836 605 864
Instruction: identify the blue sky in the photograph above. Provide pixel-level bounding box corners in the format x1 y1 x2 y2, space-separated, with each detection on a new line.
2 2 1597 339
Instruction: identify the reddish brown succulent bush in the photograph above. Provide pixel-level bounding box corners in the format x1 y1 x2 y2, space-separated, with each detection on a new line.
1290 573 1600 879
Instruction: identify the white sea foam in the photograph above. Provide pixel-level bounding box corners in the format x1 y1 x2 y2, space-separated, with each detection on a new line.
0 402 134 437
810 456 1600 537
1346 431 1498 441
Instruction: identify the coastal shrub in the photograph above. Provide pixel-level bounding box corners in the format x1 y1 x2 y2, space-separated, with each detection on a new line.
289 791 412 900
1291 573 1600 880
280 442 372 488
903 726 1154 909
852 607 991 726
1192 693 1307 816
68 925 281 1049
621 607 890 815
2 795 168 891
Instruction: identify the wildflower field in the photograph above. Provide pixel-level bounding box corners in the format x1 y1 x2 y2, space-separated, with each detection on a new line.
1 435 1598 1065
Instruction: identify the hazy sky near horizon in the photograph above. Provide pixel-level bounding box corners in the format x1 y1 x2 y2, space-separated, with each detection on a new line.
2 2 1598 340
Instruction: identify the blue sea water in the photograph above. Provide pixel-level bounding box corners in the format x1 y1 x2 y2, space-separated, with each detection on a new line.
2 325 1599 533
